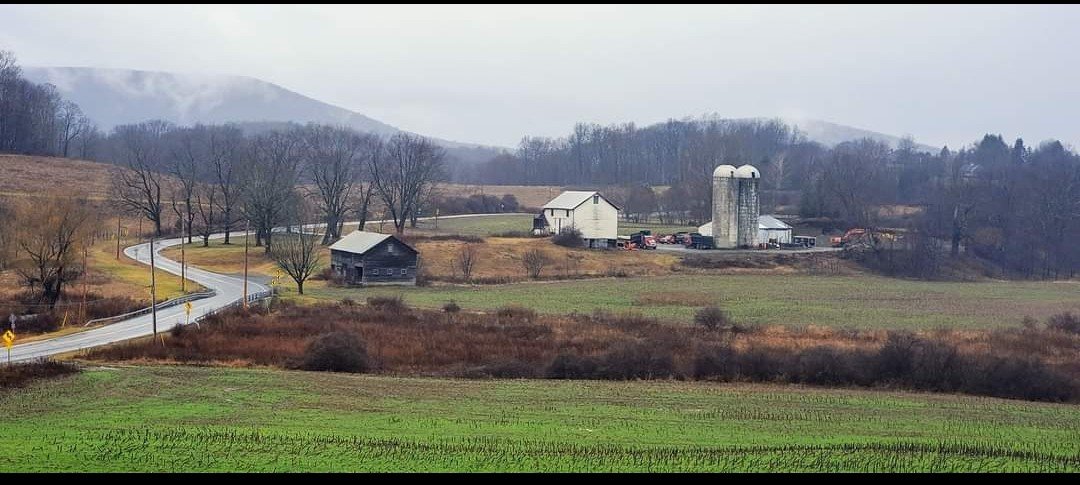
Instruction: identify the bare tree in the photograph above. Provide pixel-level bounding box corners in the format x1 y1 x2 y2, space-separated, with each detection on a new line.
454 243 478 282
521 248 550 279
13 194 93 307
168 126 204 244
269 210 324 295
112 120 174 236
300 124 374 244
209 124 244 244
241 129 302 253
56 101 87 157
0 199 14 270
369 133 446 233
193 184 218 247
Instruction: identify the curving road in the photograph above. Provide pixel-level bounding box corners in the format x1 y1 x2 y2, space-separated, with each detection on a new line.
7 213 518 363
8 234 271 363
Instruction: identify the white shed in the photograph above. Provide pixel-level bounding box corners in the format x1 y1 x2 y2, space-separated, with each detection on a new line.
698 214 793 246
534 191 620 248
757 215 793 245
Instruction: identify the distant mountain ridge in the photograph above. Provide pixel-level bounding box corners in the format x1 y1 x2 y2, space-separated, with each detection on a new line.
780 117 941 153
22 66 506 165
23 66 941 167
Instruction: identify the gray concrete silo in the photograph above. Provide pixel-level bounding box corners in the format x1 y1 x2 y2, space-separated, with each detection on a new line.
734 164 760 248
711 164 738 248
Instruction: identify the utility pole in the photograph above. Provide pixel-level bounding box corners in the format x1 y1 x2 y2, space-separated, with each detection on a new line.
180 236 186 293
243 219 250 310
116 214 122 260
81 245 88 324
150 234 157 339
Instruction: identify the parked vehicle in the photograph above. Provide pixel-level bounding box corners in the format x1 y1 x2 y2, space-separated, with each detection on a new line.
685 233 713 249
630 231 657 250
792 235 817 248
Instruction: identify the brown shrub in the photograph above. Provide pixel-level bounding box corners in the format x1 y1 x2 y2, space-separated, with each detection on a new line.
298 332 369 373
0 360 79 388
82 302 1080 402
495 305 537 324
1047 312 1080 334
366 295 408 312
694 306 731 331
551 227 584 248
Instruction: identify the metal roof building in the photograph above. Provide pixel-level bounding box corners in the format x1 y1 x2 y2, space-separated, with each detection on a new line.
698 215 793 245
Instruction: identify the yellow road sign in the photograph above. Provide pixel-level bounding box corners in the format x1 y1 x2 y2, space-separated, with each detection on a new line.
3 330 14 348
184 302 193 315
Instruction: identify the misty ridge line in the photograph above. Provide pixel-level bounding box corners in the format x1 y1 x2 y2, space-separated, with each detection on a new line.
21 66 944 162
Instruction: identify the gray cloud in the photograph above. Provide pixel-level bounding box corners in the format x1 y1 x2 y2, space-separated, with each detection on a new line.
2 4 1078 149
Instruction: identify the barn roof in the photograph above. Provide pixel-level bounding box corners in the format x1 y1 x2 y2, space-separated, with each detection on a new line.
542 191 620 210
696 215 792 237
329 231 393 255
758 215 793 230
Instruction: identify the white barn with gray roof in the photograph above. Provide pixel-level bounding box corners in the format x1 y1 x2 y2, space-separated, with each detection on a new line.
533 190 620 248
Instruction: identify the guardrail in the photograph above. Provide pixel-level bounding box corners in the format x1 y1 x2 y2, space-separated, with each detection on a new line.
83 290 217 327
199 289 275 320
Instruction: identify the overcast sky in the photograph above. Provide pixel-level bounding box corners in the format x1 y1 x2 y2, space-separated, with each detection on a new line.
2 4 1079 149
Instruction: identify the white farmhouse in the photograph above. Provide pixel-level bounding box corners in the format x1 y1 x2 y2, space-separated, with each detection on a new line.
533 190 620 248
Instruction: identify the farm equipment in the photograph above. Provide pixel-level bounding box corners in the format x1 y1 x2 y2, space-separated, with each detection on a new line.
831 228 900 250
630 231 657 250
830 228 866 248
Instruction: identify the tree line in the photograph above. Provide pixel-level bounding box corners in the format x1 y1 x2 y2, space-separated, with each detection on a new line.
101 121 447 248
0 50 101 159
466 115 1079 278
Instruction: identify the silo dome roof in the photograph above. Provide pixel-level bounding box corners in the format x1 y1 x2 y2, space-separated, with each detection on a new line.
734 164 760 179
713 164 737 178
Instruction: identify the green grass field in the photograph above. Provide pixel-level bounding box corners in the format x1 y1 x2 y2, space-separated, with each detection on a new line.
309 274 1080 329
4 366 1077 471
361 213 536 236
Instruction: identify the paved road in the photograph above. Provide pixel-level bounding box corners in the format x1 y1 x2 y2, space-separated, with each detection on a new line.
7 213 518 363
655 244 843 255
8 235 271 363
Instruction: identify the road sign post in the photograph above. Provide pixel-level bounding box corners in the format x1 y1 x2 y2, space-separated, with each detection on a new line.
3 330 14 365
184 301 193 326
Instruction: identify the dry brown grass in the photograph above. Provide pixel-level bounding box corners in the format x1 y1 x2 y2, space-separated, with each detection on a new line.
416 238 680 281
0 155 121 201
435 184 564 209
83 301 1080 383
164 236 683 285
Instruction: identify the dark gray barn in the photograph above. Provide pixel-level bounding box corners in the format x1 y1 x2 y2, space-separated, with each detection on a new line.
328 231 419 286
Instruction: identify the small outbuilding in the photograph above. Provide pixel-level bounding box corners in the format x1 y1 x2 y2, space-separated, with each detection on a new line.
329 231 419 286
697 215 793 246
757 215 793 245
533 190 620 248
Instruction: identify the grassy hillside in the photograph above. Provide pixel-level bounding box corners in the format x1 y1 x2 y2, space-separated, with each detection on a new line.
0 154 121 200
3 366 1077 471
